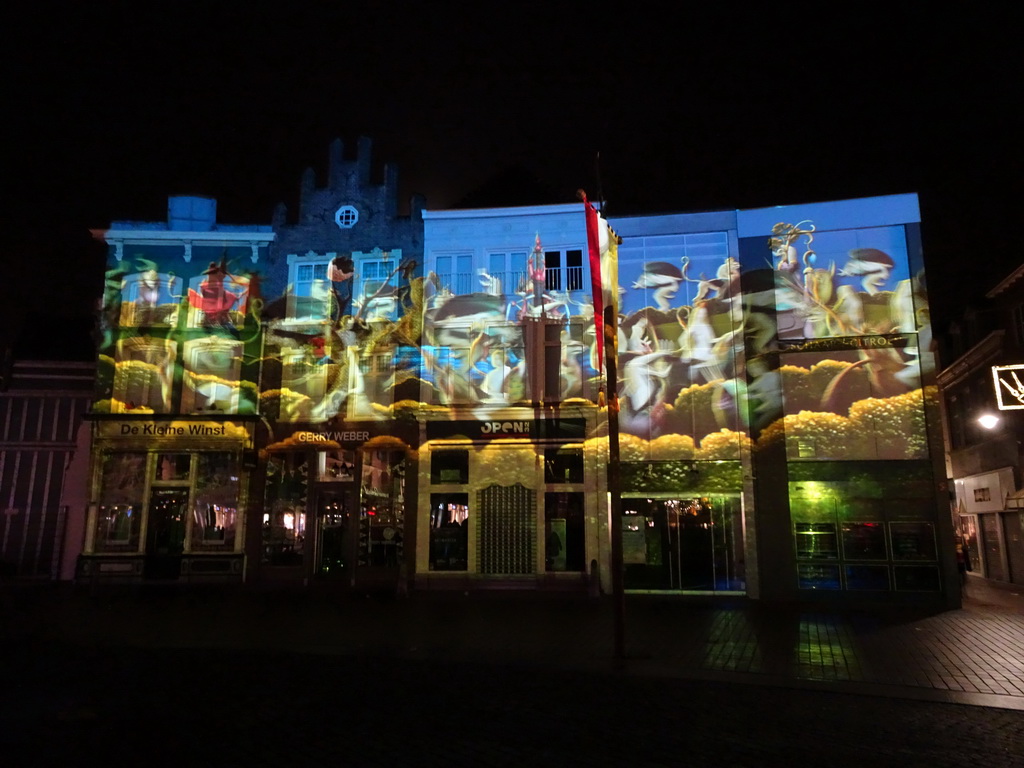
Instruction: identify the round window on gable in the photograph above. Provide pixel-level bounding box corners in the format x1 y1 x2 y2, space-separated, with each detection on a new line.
334 205 359 229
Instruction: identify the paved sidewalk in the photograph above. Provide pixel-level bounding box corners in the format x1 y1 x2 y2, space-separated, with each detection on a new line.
3 575 1022 710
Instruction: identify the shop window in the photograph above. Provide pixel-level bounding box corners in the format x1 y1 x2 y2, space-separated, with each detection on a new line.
893 565 941 591
840 522 887 561
544 448 583 484
889 521 936 561
359 449 405 567
319 449 356 482
429 493 469 571
431 450 469 484
154 453 191 481
844 565 890 591
190 453 240 551
797 563 841 590
790 475 939 592
94 453 147 552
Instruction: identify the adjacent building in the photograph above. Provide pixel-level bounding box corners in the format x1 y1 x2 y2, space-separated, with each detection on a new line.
938 264 1024 584
0 360 94 581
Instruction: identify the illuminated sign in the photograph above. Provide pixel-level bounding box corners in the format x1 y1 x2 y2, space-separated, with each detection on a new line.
98 420 253 442
426 418 586 441
992 364 1024 410
296 430 370 443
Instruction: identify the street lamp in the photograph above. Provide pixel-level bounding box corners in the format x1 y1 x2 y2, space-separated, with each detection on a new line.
977 413 1000 430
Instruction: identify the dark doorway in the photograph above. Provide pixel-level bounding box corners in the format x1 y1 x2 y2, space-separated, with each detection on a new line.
545 492 585 571
144 487 188 579
315 488 354 580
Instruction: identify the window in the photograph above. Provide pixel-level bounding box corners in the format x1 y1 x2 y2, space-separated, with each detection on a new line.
119 272 182 327
424 345 471 405
357 255 398 321
262 453 308 566
288 257 332 320
434 253 474 295
190 453 240 551
353 351 395 414
112 338 177 413
286 248 403 322
486 251 528 295
180 338 243 414
185 269 250 329
94 453 147 552
431 450 469 484
334 205 359 229
429 493 469 571
544 448 584 484
545 249 585 292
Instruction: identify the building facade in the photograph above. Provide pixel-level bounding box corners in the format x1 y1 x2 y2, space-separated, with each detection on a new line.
418 204 604 590
253 137 424 589
938 265 1024 585
77 146 956 605
79 195 274 584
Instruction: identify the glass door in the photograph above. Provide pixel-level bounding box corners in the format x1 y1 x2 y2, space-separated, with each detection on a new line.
315 488 354 579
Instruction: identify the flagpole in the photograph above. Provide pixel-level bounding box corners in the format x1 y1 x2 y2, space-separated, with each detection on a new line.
604 292 626 665
579 188 625 665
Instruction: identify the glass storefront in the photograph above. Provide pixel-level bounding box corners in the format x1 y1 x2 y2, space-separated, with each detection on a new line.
623 496 744 592
87 444 246 581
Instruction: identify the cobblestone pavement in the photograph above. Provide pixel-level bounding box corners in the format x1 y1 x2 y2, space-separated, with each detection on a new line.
1 579 1022 765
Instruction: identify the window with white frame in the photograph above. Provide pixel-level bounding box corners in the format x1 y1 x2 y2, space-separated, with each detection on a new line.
356 251 399 321
112 338 178 413
180 338 243 413
545 249 585 292
434 253 474 296
355 350 396 413
484 251 528 295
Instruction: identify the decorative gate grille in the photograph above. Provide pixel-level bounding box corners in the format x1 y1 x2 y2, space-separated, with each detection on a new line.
477 484 535 574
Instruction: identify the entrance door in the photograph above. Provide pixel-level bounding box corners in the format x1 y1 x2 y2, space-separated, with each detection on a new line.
144 487 188 579
623 496 743 592
315 488 354 580
544 492 585 572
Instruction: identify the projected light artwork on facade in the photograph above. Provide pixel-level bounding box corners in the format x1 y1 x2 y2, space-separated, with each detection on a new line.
78 141 952 604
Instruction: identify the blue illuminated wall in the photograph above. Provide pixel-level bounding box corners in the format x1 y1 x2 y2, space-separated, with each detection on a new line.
421 204 596 407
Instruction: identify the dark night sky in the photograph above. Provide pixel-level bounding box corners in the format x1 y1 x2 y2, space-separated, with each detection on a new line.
3 3 1021 357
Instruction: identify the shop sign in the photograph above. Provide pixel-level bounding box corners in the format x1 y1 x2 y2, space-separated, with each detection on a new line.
992 364 1024 410
295 430 370 444
426 418 586 441
99 419 252 441
779 334 909 353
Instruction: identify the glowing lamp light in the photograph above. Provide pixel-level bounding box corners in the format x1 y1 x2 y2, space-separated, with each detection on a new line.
978 414 1000 430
